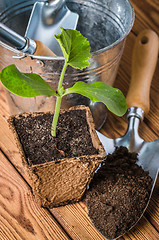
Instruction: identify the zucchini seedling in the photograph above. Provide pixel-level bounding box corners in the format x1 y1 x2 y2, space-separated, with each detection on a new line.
0 28 127 137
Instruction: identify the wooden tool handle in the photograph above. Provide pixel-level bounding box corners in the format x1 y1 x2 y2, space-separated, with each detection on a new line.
126 29 159 115
34 40 56 57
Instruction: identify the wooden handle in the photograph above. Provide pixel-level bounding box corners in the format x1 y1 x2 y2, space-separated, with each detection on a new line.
34 40 56 57
126 29 159 115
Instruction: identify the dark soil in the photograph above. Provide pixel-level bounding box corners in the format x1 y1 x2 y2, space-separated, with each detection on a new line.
12 109 98 166
86 146 153 239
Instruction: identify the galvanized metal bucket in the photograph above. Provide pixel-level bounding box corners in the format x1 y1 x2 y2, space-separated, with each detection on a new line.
0 0 134 129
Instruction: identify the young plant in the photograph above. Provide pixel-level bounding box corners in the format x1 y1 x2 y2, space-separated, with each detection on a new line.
0 28 127 137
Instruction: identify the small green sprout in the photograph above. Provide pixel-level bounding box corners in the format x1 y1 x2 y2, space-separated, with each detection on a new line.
0 28 127 137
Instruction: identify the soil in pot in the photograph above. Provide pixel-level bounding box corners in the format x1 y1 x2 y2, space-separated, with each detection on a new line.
12 109 98 166
86 146 153 239
9 106 106 207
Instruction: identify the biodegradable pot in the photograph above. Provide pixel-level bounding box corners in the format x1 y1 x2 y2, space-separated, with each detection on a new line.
8 105 106 208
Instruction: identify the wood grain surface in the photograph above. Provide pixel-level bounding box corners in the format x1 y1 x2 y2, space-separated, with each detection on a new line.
0 0 159 239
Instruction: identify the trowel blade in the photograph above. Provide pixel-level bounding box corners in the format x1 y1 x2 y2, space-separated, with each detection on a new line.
25 2 79 56
96 130 159 182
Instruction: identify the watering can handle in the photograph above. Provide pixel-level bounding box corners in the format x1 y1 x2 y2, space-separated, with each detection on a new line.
126 29 159 115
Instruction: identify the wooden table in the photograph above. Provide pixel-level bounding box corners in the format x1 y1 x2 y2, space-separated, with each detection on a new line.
0 0 159 239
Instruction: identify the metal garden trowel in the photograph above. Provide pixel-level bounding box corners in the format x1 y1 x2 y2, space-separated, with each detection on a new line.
25 0 79 56
93 29 159 239
97 29 159 183
0 23 55 57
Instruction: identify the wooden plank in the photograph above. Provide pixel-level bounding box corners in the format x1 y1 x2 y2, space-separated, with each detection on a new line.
0 151 71 240
1 33 159 240
0 85 10 117
0 100 30 181
0 0 159 238
52 201 159 240
0 83 158 240
123 216 159 240
108 31 159 142
144 177 159 232
52 203 107 240
131 0 159 35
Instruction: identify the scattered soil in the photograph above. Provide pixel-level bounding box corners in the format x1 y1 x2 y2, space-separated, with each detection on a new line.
12 109 98 166
86 146 153 239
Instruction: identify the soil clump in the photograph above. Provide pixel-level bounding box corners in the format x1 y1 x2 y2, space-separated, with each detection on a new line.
86 146 153 239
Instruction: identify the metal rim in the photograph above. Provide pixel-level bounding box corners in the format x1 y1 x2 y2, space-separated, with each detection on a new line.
0 0 135 61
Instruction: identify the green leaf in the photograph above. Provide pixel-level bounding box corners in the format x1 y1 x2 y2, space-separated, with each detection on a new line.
64 81 127 116
55 27 91 70
0 64 57 97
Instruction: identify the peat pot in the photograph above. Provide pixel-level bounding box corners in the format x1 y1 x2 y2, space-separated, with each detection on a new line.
8 105 106 207
0 0 134 129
